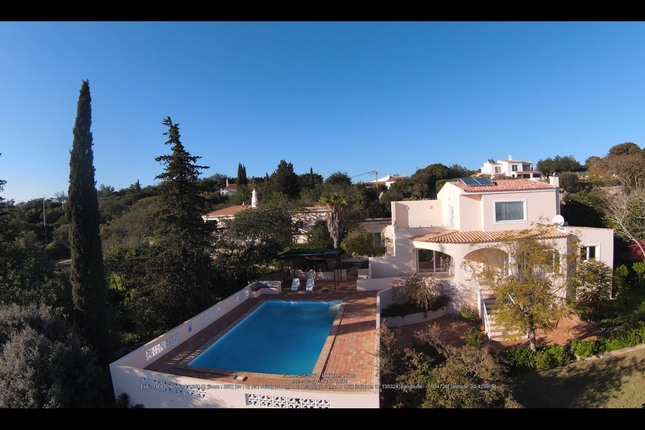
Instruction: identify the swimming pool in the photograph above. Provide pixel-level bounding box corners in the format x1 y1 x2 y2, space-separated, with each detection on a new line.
188 301 341 375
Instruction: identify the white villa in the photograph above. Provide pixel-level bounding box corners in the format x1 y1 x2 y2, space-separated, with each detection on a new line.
219 179 237 196
359 177 614 336
479 155 543 179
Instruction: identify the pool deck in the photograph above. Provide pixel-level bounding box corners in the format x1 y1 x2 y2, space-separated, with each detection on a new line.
144 279 379 392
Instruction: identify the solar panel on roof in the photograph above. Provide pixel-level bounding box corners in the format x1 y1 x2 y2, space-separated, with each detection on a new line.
460 178 479 186
474 177 494 186
460 177 495 186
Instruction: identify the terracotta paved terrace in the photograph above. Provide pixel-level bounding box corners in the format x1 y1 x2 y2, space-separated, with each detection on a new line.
392 314 603 353
145 279 379 392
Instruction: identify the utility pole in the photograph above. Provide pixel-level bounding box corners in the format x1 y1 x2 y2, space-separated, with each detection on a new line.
42 195 47 243
373 170 380 206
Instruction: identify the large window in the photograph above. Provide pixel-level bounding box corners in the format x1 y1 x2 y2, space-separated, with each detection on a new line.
495 201 526 222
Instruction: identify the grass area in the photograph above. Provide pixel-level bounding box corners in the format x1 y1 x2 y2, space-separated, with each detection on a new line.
511 347 645 408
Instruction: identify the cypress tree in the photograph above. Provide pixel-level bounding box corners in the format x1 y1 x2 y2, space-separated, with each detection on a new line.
67 80 111 364
237 163 248 187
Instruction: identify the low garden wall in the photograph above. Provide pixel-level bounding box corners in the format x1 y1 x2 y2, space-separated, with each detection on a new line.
357 276 400 292
381 307 448 327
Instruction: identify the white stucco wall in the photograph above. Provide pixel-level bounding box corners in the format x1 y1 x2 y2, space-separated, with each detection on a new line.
480 190 558 231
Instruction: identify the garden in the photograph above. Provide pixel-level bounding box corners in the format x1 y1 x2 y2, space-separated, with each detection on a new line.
377 259 645 408
380 272 450 319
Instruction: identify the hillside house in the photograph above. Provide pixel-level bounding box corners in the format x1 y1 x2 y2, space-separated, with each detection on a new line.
361 177 614 337
202 190 331 244
479 155 543 179
219 179 237 196
364 174 407 189
291 206 332 244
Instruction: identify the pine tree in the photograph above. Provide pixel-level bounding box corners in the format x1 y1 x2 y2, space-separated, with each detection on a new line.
150 117 217 329
67 80 111 364
270 160 300 199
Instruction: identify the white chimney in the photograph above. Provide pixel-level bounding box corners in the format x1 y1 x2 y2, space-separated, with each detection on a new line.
251 189 258 208
508 154 513 160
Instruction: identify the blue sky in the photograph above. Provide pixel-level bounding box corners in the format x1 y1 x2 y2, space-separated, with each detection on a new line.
2 21 645 203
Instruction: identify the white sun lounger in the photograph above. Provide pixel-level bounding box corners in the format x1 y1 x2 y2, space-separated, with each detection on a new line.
306 278 315 291
291 278 300 291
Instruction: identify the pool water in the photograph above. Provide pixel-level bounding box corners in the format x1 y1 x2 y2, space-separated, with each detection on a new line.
188 301 340 375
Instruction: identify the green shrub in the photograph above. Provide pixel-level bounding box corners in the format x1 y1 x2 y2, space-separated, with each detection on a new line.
570 338 599 358
464 327 484 348
391 273 450 314
44 240 70 260
458 306 478 320
570 327 645 358
604 327 645 351
501 345 536 371
535 345 572 371
502 344 573 372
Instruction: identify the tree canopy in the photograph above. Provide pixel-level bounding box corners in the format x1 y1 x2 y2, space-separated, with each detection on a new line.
479 224 575 352
536 155 583 176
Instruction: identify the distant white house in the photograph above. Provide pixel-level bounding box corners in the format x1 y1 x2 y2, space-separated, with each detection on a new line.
478 155 543 179
219 179 237 196
364 174 406 189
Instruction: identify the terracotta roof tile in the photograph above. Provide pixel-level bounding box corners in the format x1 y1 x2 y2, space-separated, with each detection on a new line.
203 205 254 217
410 228 571 244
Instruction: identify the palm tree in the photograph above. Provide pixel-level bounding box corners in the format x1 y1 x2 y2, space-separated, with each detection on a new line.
320 192 347 249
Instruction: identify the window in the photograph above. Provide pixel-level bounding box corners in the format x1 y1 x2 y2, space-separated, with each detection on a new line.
373 232 382 247
494 166 501 173
495 201 526 222
580 245 598 261
512 165 519 172
296 220 305 231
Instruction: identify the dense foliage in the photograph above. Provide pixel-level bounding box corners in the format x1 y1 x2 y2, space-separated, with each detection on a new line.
0 304 105 408
377 324 520 408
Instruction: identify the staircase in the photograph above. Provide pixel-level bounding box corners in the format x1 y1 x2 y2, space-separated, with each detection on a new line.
477 280 524 341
